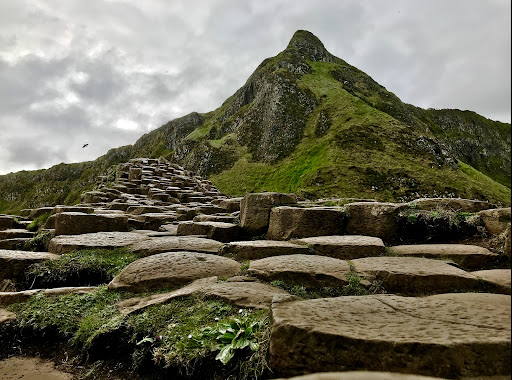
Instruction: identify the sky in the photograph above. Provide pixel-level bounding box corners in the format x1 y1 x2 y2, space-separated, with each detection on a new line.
0 0 510 175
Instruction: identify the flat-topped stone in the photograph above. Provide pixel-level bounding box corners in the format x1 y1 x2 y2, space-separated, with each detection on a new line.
389 244 500 270
0 238 30 250
344 202 406 240
270 293 511 378
240 192 298 235
117 276 291 315
0 286 96 307
193 214 238 224
351 256 481 294
28 207 54 219
248 254 351 288
479 208 511 235
54 212 129 235
108 251 240 292
53 206 94 214
0 250 59 281
48 231 148 254
275 372 444 380
126 205 166 215
292 235 384 259
472 269 511 295
0 215 15 230
267 207 347 241
128 236 223 256
0 229 35 239
177 221 240 242
218 198 242 213
221 240 311 260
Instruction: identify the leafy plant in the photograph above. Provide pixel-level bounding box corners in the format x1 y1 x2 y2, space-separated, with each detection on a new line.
193 313 264 365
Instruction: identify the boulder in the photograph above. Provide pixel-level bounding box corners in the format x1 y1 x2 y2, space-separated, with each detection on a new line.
117 276 291 315
472 269 511 295
240 192 297 235
248 254 351 288
48 231 147 254
292 235 384 260
177 221 240 242
128 236 223 256
270 293 511 378
351 256 481 294
221 240 310 260
409 198 495 212
479 207 511 235
389 244 499 270
344 202 406 241
0 250 59 281
108 251 240 292
267 207 347 240
54 212 129 235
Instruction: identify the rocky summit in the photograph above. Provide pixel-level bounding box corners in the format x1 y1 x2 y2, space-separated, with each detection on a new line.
0 155 510 379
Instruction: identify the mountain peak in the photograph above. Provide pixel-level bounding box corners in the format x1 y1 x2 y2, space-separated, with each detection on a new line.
286 30 334 62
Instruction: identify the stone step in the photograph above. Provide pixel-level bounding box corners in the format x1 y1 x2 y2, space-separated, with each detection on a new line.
177 221 240 243
389 244 500 270
292 235 385 260
471 269 511 294
54 212 129 235
0 250 59 282
193 214 238 224
221 240 310 260
270 293 511 378
0 229 35 240
0 238 30 250
0 286 96 307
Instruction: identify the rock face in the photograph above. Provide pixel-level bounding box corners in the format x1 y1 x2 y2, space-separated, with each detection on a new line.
472 269 511 294
389 244 499 270
0 215 15 230
270 293 511 378
267 207 347 240
344 202 405 241
248 254 351 288
351 256 481 294
292 235 385 260
409 198 495 212
54 212 129 235
240 192 297 235
220 240 310 260
108 251 240 292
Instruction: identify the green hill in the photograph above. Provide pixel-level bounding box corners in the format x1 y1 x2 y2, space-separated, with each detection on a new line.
0 30 510 214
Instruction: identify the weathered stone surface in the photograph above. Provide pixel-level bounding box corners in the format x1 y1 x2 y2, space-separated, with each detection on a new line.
108 251 240 292
0 251 59 281
43 214 56 229
193 214 238 224
129 213 177 230
0 238 30 250
240 192 297 234
219 197 243 213
267 207 347 240
275 372 444 380
292 235 384 260
126 205 166 215
53 206 94 214
81 191 110 203
479 208 511 235
54 212 129 235
48 231 147 254
270 293 511 378
409 198 495 212
0 215 15 230
0 287 96 307
352 257 481 294
177 221 240 242
344 202 406 240
117 276 291 315
221 240 310 260
0 229 34 239
248 254 351 288
389 244 499 270
472 269 511 295
28 207 54 219
0 308 16 324
128 236 223 256
505 223 511 258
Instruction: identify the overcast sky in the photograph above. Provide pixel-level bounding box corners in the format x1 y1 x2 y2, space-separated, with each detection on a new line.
0 0 510 175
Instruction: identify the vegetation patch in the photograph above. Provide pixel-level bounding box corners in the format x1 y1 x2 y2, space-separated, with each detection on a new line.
22 229 54 252
20 248 139 289
26 212 51 232
4 288 270 379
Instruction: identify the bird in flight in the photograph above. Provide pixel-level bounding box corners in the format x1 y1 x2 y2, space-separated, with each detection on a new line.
82 143 89 148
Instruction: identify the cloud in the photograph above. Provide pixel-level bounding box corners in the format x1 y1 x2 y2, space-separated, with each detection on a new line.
0 0 510 175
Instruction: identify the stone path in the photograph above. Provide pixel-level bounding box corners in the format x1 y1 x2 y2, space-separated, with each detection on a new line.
0 158 510 379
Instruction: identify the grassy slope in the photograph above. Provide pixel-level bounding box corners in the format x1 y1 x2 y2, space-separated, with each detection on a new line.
211 61 511 205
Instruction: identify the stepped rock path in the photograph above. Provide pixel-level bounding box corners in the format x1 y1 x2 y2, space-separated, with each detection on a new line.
0 157 510 379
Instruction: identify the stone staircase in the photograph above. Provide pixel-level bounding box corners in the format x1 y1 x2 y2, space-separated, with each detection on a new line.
0 158 511 379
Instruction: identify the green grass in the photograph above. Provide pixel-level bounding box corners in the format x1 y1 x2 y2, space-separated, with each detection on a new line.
6 288 270 379
27 212 51 232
